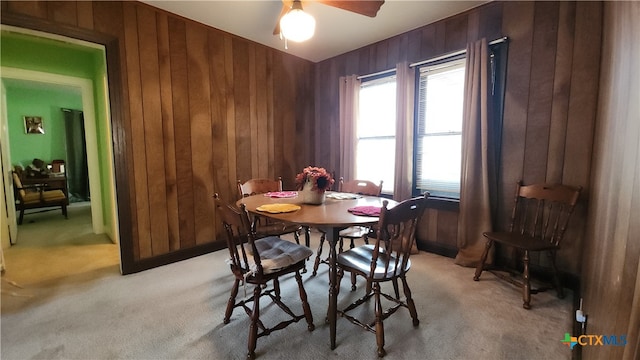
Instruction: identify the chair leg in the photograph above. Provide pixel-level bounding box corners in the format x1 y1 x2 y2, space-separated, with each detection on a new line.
247 285 261 360
273 278 281 300
473 240 493 281
312 232 326 276
392 279 400 299
304 226 311 247
293 230 300 245
295 271 315 331
62 204 68 219
350 272 357 291
522 250 531 310
373 283 386 357
18 208 25 225
547 250 565 299
224 279 240 324
401 275 419 326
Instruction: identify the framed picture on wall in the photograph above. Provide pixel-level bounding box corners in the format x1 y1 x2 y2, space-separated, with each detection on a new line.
24 116 45 134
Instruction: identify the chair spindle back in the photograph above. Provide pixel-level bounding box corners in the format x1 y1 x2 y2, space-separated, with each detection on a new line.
510 181 582 247
371 194 428 277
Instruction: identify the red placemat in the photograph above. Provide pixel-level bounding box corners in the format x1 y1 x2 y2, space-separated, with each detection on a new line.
263 191 298 198
347 206 381 217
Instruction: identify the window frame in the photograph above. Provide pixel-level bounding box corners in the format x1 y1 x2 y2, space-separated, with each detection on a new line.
412 54 467 201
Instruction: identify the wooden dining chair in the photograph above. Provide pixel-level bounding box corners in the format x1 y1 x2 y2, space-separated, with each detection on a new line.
336 194 428 357
237 177 309 246
473 181 582 309
214 194 314 360
311 178 383 284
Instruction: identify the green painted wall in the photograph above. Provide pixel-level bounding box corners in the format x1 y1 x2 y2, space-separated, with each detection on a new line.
6 86 82 167
1 30 115 239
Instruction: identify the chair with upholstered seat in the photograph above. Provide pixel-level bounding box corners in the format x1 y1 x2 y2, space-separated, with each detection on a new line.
336 194 428 357
214 194 314 360
311 178 383 283
473 181 582 309
237 177 309 246
12 171 67 225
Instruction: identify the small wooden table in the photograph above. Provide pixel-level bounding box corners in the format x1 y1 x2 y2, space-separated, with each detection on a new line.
237 192 396 350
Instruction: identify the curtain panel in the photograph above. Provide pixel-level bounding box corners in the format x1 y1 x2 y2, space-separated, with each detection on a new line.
393 62 416 201
339 75 360 181
454 38 496 267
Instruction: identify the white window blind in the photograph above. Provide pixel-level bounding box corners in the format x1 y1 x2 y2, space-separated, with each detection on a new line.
415 59 465 198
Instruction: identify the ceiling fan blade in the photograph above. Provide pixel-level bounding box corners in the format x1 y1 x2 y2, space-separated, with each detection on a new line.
273 1 293 35
318 0 385 17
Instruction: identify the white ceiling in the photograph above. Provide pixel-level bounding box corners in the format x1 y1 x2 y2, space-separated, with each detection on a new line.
142 0 489 63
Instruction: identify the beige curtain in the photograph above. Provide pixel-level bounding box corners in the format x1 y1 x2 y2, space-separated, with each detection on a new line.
393 62 415 201
339 75 360 181
454 38 495 267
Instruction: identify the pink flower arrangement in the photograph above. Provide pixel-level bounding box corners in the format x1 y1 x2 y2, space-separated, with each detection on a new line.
295 166 335 193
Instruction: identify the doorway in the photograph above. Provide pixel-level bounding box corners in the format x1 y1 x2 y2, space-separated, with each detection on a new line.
0 27 121 276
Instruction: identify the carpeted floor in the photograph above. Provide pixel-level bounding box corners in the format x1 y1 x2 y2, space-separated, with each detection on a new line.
1 207 575 360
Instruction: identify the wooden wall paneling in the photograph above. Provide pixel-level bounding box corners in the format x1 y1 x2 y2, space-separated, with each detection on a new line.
254 46 270 179
466 8 481 43
248 44 259 177
374 40 388 72
386 35 400 69
443 14 468 53
419 25 438 61
356 44 370 74
498 1 535 232
231 38 252 183
185 22 215 245
76 1 93 30
560 1 602 274
5 0 47 18
157 12 180 252
123 2 150 260
522 1 559 185
223 36 238 197
270 52 286 182
168 17 195 249
546 1 576 184
265 50 275 182
207 30 232 202
478 2 504 42
436 210 459 249
46 1 77 26
138 5 170 256
405 28 421 64
563 1 602 189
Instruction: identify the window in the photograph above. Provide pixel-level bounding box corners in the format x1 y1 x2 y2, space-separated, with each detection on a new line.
414 58 466 198
356 74 396 194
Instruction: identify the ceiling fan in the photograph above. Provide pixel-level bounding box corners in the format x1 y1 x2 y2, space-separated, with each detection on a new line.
273 0 385 40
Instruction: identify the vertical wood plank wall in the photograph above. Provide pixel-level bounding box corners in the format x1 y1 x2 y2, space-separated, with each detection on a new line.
314 1 601 276
1 1 315 272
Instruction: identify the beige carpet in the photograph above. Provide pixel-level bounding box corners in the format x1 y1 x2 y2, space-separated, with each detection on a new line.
1 212 574 360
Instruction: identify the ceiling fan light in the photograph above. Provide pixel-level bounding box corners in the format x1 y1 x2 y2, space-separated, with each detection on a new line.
280 6 315 42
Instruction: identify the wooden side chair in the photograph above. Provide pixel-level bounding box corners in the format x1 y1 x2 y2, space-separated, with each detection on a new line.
237 177 309 247
214 194 314 360
336 194 428 358
473 181 582 309
312 178 383 283
12 171 67 225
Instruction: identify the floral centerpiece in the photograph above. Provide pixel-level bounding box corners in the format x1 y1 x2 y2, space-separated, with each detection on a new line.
295 166 334 204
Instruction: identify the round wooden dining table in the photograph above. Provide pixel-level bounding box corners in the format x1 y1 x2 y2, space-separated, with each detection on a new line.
237 192 397 350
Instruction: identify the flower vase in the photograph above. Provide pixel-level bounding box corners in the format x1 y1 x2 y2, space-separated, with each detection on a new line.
302 180 325 205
